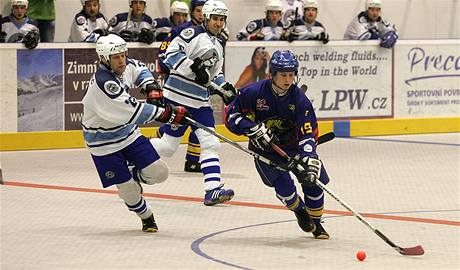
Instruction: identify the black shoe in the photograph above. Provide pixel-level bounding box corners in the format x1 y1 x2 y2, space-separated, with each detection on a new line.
184 160 201 173
312 221 330 239
294 208 316 233
141 214 158 233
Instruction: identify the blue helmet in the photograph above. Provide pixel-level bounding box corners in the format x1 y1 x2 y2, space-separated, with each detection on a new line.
269 50 299 76
190 0 207 12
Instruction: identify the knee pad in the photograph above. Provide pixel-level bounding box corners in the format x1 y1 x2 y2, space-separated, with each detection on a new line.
195 129 220 160
150 134 181 157
138 159 169 185
116 179 142 205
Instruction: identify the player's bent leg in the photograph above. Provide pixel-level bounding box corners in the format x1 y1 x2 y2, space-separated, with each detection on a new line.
303 183 329 239
150 131 182 157
133 159 169 185
116 179 158 232
195 128 234 206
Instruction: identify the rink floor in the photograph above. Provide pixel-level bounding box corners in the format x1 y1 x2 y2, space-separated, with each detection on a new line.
1 133 459 270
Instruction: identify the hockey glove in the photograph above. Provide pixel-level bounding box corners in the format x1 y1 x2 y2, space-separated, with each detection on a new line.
142 82 164 107
0 31 6 43
380 31 398 49
119 30 134 42
190 57 210 86
22 31 39 49
156 103 190 125
290 155 322 186
249 33 265 41
236 32 245 41
210 82 237 105
318 32 329 44
138 28 155 44
243 123 278 152
93 28 108 37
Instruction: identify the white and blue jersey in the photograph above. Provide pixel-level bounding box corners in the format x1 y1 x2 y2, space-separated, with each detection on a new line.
152 16 177 41
68 11 108 42
237 18 284 41
0 15 39 43
162 25 225 108
344 11 396 40
82 59 163 156
108 12 153 36
290 18 327 40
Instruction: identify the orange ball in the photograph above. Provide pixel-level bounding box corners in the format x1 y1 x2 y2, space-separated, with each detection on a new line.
356 250 366 261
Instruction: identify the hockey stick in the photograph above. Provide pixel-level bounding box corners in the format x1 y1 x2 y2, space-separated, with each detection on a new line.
269 143 425 256
184 116 334 171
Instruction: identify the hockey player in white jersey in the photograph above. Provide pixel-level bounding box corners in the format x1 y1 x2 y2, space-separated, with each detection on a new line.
82 34 190 232
68 0 109 42
236 0 285 41
152 1 189 42
151 0 236 206
0 0 39 49
285 0 329 43
108 0 155 44
344 0 398 48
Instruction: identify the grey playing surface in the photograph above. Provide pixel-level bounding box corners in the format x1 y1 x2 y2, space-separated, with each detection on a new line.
1 133 459 269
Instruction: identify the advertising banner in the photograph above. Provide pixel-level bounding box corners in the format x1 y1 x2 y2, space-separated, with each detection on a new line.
63 47 160 130
17 49 63 131
225 44 393 119
394 42 460 117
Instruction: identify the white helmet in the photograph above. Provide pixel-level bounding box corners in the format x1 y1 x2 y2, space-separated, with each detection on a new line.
365 0 382 9
80 0 98 5
96 34 128 63
128 0 146 6
170 1 189 16
303 0 319 10
11 0 28 8
202 0 228 20
265 0 283 12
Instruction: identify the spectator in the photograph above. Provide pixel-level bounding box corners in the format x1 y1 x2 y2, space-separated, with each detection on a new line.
152 1 189 42
68 0 108 42
108 0 155 44
236 0 284 41
26 0 54 42
285 0 329 43
0 0 40 49
344 0 398 48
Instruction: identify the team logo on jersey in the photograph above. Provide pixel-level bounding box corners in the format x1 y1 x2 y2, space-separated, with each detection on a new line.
303 143 313 153
289 104 295 111
109 16 117 26
256 99 269 110
105 171 115 179
181 28 195 39
76 16 86 25
104 81 122 95
247 21 257 32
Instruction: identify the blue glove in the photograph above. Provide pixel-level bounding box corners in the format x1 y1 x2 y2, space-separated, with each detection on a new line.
380 31 398 48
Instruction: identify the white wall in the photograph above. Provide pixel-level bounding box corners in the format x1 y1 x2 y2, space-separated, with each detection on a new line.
1 0 460 42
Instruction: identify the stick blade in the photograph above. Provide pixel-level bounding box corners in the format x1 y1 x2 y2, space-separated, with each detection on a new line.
399 245 424 256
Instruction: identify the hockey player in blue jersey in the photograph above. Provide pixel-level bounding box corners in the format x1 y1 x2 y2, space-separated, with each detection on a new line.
82 34 189 232
226 50 330 239
150 0 236 206
344 0 398 48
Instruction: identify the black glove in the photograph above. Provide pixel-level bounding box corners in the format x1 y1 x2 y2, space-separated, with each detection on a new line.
210 82 237 105
119 30 134 42
0 31 6 43
190 57 210 86
22 31 39 49
318 32 329 44
141 82 164 106
290 155 322 186
93 28 108 37
243 123 278 152
155 103 190 125
138 28 155 44
236 33 245 41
